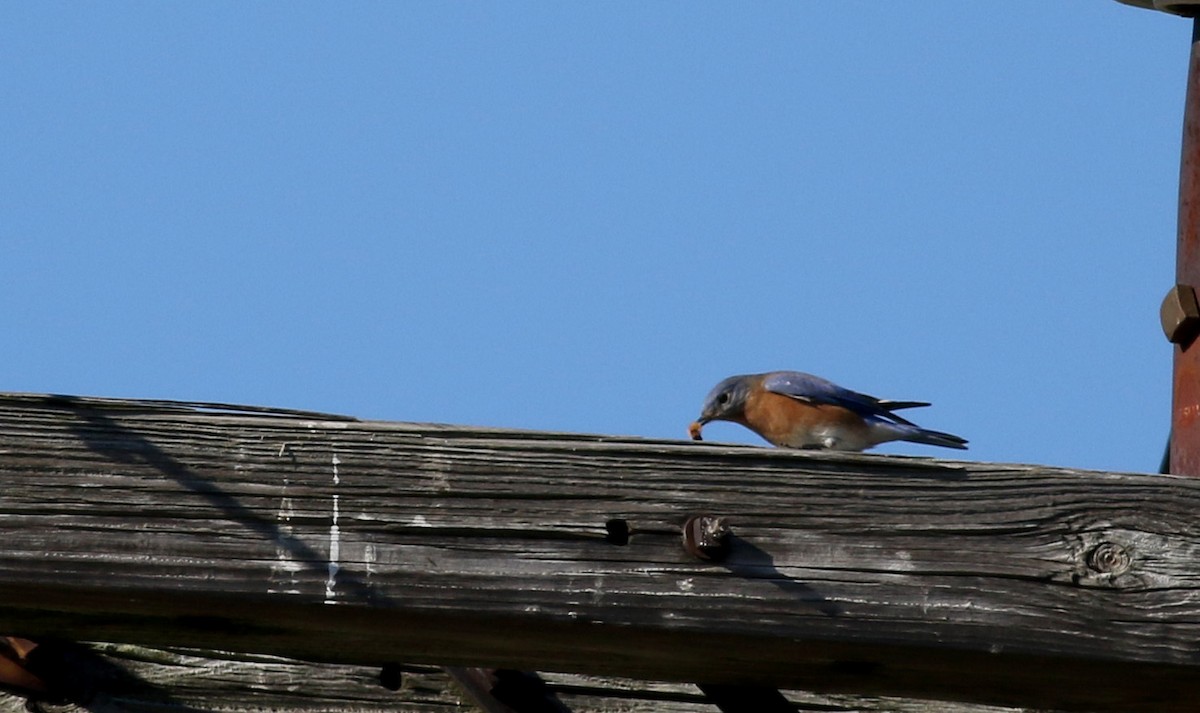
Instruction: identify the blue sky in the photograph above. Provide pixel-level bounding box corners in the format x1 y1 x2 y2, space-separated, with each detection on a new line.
0 2 1188 473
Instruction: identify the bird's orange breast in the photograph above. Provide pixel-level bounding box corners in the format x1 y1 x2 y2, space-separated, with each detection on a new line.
741 388 868 448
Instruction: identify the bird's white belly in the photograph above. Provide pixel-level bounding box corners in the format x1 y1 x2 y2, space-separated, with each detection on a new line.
780 423 876 452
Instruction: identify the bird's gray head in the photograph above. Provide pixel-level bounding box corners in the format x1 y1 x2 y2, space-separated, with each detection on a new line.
697 374 755 425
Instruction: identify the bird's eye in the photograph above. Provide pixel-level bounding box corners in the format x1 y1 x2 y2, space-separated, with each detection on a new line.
717 392 730 404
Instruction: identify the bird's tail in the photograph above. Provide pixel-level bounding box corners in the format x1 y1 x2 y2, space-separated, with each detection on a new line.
877 400 930 427
902 427 968 450
879 400 930 411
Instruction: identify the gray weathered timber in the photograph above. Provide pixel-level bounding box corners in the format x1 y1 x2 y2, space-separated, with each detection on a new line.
0 643 1028 713
0 393 1197 712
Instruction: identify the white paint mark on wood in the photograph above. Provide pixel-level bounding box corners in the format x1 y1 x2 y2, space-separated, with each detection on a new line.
270 487 302 594
364 543 376 580
893 550 915 571
426 452 452 491
325 453 341 603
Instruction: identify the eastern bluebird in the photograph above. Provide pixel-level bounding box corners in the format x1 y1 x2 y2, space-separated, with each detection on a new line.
689 371 967 452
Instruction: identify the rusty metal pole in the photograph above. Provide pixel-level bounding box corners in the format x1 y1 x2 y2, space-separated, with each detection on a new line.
1170 18 1200 475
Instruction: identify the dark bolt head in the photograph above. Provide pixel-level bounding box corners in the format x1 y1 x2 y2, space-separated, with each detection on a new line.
682 514 731 561
1161 284 1200 347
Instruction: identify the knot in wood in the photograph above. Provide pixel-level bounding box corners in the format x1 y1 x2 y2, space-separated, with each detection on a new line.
1086 541 1132 575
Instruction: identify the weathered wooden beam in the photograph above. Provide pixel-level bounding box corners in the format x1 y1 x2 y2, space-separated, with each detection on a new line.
0 643 1028 713
0 393 1198 712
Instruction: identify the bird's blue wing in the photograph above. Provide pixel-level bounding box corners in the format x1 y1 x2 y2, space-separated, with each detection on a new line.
762 371 900 422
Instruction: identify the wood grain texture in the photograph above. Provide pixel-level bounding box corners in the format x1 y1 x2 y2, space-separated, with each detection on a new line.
0 643 1029 713
0 393 1197 711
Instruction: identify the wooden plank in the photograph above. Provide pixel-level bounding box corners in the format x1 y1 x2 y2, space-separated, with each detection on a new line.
0 393 1197 711
0 643 1029 713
